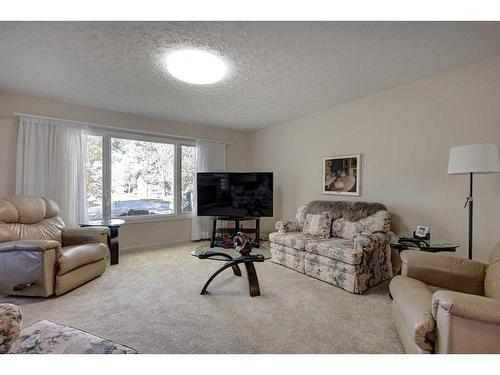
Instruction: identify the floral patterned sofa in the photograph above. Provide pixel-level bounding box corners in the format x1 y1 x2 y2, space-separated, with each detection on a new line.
0 303 136 354
269 200 392 294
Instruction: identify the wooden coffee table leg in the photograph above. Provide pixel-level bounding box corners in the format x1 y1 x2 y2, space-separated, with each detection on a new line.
231 264 242 276
199 255 264 296
244 261 260 297
200 251 242 276
201 259 244 295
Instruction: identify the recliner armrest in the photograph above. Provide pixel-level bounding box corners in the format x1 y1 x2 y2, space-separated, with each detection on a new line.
62 227 109 246
432 290 500 324
432 290 500 353
401 250 487 295
0 240 61 253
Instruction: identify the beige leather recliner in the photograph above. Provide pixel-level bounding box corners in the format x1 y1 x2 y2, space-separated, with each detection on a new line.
389 243 500 353
0 196 109 297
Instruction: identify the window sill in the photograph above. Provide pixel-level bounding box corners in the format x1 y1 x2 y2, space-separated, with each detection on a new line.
118 214 193 225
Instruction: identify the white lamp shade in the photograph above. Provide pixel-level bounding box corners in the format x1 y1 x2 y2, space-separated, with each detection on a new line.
448 144 500 175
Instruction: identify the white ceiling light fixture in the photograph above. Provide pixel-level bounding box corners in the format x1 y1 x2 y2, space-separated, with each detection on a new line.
165 49 227 85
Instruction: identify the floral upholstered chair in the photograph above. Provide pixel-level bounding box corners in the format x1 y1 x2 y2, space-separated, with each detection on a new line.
0 303 136 354
269 200 392 294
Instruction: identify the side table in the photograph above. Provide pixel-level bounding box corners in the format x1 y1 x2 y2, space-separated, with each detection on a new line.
80 219 125 265
390 234 459 275
390 236 459 253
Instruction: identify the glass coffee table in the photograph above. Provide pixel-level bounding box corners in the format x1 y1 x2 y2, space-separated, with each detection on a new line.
191 245 271 297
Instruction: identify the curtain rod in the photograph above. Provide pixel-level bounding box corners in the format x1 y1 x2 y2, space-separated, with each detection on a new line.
13 112 231 145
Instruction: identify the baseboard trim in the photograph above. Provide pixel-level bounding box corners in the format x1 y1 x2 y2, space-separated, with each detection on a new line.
121 239 197 253
121 237 268 254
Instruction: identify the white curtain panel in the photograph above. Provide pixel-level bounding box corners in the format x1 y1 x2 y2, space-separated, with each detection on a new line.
16 116 89 227
191 140 227 241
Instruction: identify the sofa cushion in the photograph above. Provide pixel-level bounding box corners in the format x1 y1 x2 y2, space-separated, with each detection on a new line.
331 210 391 240
304 251 359 275
1 196 48 224
389 275 436 352
305 237 364 265
11 320 136 354
485 260 500 301
485 243 500 300
304 200 386 220
331 219 359 240
295 205 308 224
275 220 303 234
305 252 359 293
0 303 22 354
57 243 108 275
0 197 65 243
268 232 314 251
270 243 305 273
400 250 486 295
302 212 332 238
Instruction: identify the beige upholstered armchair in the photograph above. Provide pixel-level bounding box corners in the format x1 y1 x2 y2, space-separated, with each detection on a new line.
0 196 109 297
389 243 500 353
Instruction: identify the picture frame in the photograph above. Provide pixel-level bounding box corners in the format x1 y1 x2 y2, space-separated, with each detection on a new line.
322 154 361 196
415 225 430 239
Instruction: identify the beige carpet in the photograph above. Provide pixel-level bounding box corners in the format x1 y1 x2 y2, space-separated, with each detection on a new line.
1 242 403 353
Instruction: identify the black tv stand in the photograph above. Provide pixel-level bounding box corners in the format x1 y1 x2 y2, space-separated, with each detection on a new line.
210 217 261 248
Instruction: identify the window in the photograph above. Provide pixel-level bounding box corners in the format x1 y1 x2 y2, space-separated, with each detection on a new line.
111 138 175 217
181 145 195 213
85 132 195 221
86 135 103 220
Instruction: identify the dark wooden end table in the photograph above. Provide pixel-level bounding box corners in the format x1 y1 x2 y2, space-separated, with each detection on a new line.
80 219 125 265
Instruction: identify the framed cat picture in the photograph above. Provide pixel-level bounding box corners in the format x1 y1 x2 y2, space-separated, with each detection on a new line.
323 154 361 196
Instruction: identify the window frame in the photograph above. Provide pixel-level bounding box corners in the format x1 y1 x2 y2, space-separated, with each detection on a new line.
87 128 195 224
179 143 196 214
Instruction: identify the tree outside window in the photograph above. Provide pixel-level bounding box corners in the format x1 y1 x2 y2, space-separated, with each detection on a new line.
85 133 195 220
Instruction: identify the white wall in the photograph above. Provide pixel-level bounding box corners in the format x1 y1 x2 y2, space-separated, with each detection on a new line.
250 55 500 263
0 91 252 249
2 55 500 261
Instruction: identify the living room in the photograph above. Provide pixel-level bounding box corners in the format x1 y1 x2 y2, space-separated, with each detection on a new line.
1 1 500 373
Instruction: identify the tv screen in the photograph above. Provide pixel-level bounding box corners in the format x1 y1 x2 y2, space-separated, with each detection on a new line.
197 172 273 217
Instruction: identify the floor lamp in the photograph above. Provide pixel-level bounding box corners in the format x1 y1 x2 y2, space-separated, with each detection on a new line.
448 144 500 259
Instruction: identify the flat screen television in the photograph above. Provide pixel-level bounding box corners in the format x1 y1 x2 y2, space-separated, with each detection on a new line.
197 172 273 217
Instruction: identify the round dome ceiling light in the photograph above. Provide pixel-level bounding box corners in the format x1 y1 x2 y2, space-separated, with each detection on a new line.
165 49 227 85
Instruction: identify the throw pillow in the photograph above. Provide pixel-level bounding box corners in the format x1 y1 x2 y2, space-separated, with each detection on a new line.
302 212 333 238
359 210 391 234
332 210 391 240
276 220 303 234
295 205 308 225
331 219 359 240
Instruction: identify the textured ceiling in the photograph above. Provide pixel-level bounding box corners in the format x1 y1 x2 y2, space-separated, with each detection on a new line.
1 22 500 131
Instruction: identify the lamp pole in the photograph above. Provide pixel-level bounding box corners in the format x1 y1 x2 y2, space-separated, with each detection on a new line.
468 172 473 260
448 144 500 261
